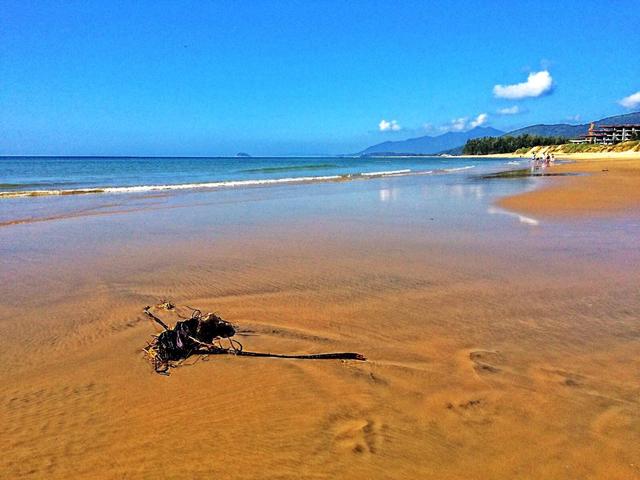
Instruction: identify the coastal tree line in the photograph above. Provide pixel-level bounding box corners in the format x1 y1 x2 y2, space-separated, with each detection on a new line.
462 134 569 155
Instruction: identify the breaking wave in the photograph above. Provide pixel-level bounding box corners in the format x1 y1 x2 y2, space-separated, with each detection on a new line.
0 166 477 199
443 165 476 172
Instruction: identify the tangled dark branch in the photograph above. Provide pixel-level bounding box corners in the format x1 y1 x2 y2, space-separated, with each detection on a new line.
142 303 366 375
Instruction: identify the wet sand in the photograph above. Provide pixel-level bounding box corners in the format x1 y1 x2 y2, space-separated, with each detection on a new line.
499 158 640 217
2 174 640 479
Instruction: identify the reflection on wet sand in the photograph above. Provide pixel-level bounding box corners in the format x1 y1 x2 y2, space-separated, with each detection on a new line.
487 206 540 226
378 187 398 202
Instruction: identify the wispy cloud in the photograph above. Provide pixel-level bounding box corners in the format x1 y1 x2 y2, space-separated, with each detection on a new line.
446 117 468 132
566 114 581 122
379 119 401 132
497 105 521 115
441 113 488 132
493 70 553 99
469 113 488 128
619 91 640 109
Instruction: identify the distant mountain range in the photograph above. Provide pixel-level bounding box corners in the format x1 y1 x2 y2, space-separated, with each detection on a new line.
505 112 640 139
357 111 640 156
358 126 504 156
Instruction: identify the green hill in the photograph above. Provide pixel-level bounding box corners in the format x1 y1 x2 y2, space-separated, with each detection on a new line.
505 112 640 138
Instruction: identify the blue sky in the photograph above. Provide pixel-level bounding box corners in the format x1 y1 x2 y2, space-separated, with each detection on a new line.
1 0 639 156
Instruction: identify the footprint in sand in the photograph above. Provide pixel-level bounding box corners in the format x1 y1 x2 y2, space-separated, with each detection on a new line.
333 418 385 455
536 367 585 387
443 396 496 426
469 350 505 375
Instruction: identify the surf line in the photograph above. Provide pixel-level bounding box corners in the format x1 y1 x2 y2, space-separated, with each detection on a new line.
0 166 477 199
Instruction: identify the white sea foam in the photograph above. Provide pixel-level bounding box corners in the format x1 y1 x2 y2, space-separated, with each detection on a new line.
0 166 476 200
102 175 346 193
362 169 411 177
443 165 475 172
0 175 346 198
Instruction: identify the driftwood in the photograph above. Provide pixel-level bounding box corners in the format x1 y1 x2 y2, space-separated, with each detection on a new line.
142 303 366 374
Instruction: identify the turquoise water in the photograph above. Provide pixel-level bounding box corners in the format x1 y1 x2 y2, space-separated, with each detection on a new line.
0 156 525 197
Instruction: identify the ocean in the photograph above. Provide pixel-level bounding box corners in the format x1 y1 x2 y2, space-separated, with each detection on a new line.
0 156 525 198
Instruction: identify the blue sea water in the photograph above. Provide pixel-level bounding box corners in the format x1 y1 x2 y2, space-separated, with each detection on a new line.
0 156 524 197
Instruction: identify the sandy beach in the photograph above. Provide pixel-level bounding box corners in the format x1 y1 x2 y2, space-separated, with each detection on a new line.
499 156 640 217
2 167 640 479
3 0 639 477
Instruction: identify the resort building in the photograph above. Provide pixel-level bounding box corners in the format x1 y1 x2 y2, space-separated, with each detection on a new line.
573 122 640 144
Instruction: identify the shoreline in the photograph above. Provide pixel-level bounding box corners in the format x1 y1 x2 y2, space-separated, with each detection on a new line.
458 149 640 161
0 168 479 200
497 156 640 217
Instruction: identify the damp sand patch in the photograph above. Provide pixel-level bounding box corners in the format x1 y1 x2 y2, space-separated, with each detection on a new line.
480 169 579 179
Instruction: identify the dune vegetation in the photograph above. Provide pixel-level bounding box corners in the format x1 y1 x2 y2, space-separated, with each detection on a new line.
515 140 640 155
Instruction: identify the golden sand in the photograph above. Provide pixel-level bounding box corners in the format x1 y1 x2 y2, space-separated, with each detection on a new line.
2 177 640 479
499 157 640 217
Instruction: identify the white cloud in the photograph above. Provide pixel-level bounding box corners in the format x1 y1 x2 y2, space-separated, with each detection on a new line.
441 113 488 132
469 113 488 128
493 70 553 99
566 114 581 122
498 105 521 115
448 117 468 131
619 91 640 109
379 119 401 132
